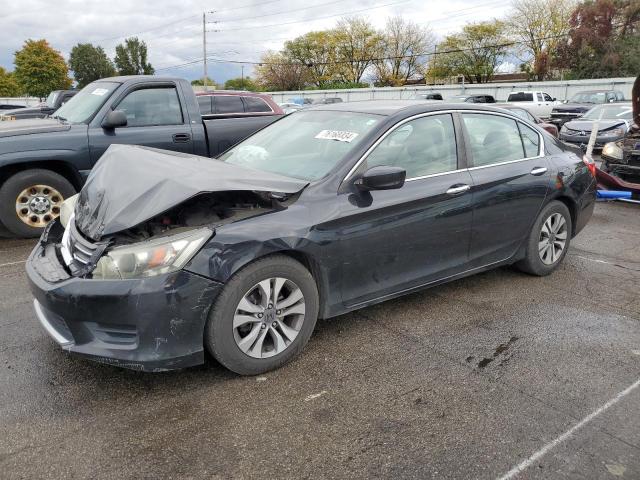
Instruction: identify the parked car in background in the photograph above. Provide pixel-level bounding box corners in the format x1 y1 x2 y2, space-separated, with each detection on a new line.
196 90 283 117
316 97 343 104
0 90 76 120
279 102 305 114
0 104 26 111
496 104 559 137
288 97 314 106
448 94 496 104
27 101 596 374
505 91 560 118
412 92 443 100
559 103 633 151
0 76 284 237
550 90 626 127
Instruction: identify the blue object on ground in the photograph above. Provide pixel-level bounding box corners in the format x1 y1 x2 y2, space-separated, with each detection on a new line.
597 190 633 199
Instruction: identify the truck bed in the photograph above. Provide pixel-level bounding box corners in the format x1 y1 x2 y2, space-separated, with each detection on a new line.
204 115 281 157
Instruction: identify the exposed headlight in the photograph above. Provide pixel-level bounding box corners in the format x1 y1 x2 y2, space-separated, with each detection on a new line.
602 141 623 161
59 194 78 228
92 228 212 280
602 127 625 137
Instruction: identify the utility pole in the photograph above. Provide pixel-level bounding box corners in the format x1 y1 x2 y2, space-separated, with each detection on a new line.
203 12 208 92
241 65 244 90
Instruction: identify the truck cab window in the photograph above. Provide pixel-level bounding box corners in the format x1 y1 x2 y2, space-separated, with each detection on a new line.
118 87 183 127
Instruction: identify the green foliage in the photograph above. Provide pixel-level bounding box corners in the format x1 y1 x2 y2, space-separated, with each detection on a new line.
114 37 154 75
0 67 22 97
191 76 216 87
427 21 508 84
285 31 338 87
69 43 116 88
305 80 368 90
13 39 72 98
224 77 258 91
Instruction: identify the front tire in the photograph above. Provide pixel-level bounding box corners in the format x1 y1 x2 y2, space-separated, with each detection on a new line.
0 169 76 238
516 200 572 276
205 255 319 375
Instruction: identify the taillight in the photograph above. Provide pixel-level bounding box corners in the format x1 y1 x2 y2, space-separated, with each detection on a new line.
582 155 596 177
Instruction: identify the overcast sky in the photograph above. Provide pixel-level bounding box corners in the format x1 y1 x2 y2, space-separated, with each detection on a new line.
1 0 511 84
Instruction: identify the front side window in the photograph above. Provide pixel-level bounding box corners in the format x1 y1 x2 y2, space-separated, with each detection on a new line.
243 96 272 113
543 93 553 101
215 95 245 114
364 114 458 178
219 110 382 181
117 87 183 127
462 113 526 167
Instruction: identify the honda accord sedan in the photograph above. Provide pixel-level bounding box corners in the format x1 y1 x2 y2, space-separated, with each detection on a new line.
27 102 597 375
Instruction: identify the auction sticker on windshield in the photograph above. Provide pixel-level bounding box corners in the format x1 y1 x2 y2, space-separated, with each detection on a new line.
91 88 109 96
315 130 359 142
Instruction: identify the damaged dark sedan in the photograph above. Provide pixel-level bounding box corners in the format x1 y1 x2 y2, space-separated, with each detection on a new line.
27 102 597 375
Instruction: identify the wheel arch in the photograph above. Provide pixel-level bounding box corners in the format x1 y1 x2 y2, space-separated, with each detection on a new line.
550 194 578 236
0 160 83 192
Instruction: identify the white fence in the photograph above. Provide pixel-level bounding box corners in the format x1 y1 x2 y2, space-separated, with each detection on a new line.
0 97 40 107
266 77 636 104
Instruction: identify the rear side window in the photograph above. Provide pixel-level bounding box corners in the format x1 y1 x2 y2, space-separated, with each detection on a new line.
462 113 525 167
507 92 533 102
365 114 458 178
243 96 272 113
198 96 213 115
518 123 541 157
616 91 625 101
117 87 183 127
214 95 245 114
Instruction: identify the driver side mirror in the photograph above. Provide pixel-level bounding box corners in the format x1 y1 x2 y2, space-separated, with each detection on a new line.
102 109 127 129
355 166 406 191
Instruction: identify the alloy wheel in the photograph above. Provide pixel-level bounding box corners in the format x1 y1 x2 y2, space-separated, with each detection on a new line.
538 212 568 265
15 184 64 228
232 277 306 359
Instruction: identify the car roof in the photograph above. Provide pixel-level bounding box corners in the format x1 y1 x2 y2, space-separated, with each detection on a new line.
195 90 269 97
306 100 516 116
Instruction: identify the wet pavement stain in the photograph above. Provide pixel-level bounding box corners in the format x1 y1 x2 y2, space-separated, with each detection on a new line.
473 336 520 369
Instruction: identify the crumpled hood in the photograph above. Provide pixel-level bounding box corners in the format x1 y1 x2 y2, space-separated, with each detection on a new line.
553 103 594 113
74 144 308 240
564 119 627 133
0 117 70 137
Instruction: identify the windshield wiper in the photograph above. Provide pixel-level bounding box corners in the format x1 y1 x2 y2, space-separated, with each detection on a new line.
52 115 67 122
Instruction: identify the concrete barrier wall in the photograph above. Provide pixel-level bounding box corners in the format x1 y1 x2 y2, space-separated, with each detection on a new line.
265 77 636 104
0 97 40 107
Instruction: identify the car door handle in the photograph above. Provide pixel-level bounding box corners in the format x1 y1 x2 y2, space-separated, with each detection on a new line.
172 133 191 143
530 167 548 176
446 184 471 195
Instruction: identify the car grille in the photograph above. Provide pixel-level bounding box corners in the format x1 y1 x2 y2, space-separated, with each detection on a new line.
61 219 108 276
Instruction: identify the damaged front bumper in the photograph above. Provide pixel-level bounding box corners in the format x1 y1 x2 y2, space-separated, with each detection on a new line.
26 221 223 372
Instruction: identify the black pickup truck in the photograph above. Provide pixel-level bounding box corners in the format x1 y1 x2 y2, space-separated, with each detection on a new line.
0 76 283 237
0 90 77 120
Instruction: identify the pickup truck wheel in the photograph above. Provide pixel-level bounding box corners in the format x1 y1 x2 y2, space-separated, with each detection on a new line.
0 169 76 238
205 255 319 375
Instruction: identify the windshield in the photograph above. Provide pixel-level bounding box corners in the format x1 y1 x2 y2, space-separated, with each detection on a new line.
219 110 382 181
570 92 608 104
45 91 59 109
53 81 120 123
582 104 633 120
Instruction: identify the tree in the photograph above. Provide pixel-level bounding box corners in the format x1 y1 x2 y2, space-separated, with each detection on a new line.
191 77 216 87
114 37 154 75
333 17 383 83
285 31 338 87
428 21 508 84
372 16 435 86
507 0 576 80
254 51 309 91
13 39 72 98
68 43 116 88
0 67 22 97
554 0 640 79
224 77 258 91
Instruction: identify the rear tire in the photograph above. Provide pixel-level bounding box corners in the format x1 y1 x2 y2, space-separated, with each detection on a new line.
516 200 572 276
205 255 319 375
0 169 76 238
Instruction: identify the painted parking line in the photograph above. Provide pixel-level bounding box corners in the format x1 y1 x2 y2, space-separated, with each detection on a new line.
0 260 26 268
497 378 640 480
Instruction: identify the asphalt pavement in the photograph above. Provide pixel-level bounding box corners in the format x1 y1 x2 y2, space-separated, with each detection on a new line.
1 201 639 479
